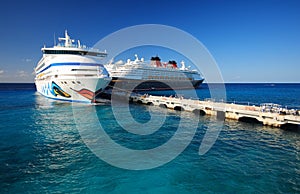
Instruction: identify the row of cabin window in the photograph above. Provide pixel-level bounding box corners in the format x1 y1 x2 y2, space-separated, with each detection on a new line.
44 50 87 55
60 81 81 85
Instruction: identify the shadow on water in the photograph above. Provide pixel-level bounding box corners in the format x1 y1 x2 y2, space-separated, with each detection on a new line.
238 117 262 124
237 117 300 133
280 124 300 133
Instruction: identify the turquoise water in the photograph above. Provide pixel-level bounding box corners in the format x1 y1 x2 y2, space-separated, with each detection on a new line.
0 83 299 193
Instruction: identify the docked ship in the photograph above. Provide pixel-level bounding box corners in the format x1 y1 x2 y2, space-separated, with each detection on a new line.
35 31 111 103
105 55 204 91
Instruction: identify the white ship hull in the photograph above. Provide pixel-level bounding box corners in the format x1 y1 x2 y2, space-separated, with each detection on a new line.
35 76 111 103
35 60 111 103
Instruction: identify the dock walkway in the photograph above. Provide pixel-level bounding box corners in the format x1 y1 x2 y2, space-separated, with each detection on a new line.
130 94 300 128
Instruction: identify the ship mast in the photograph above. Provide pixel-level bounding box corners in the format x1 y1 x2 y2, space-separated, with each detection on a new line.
58 30 75 47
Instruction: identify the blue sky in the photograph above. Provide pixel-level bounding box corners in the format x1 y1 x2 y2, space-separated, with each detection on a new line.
0 0 299 83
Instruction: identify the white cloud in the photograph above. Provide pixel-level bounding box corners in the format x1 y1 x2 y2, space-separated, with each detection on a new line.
22 58 32 62
233 75 241 80
0 69 33 83
17 70 29 78
0 69 4 78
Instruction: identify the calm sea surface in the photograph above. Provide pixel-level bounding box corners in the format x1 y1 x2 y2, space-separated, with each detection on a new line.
0 83 299 193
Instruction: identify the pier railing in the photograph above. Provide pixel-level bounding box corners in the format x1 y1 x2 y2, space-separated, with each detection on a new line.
131 94 300 116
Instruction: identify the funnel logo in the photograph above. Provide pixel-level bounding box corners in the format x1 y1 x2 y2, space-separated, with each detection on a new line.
72 24 226 170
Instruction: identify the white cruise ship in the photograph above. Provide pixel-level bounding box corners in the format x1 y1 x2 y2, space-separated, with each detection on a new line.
105 55 204 91
35 31 111 103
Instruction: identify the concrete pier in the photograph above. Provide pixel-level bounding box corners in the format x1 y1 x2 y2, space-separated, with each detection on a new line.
130 94 300 129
